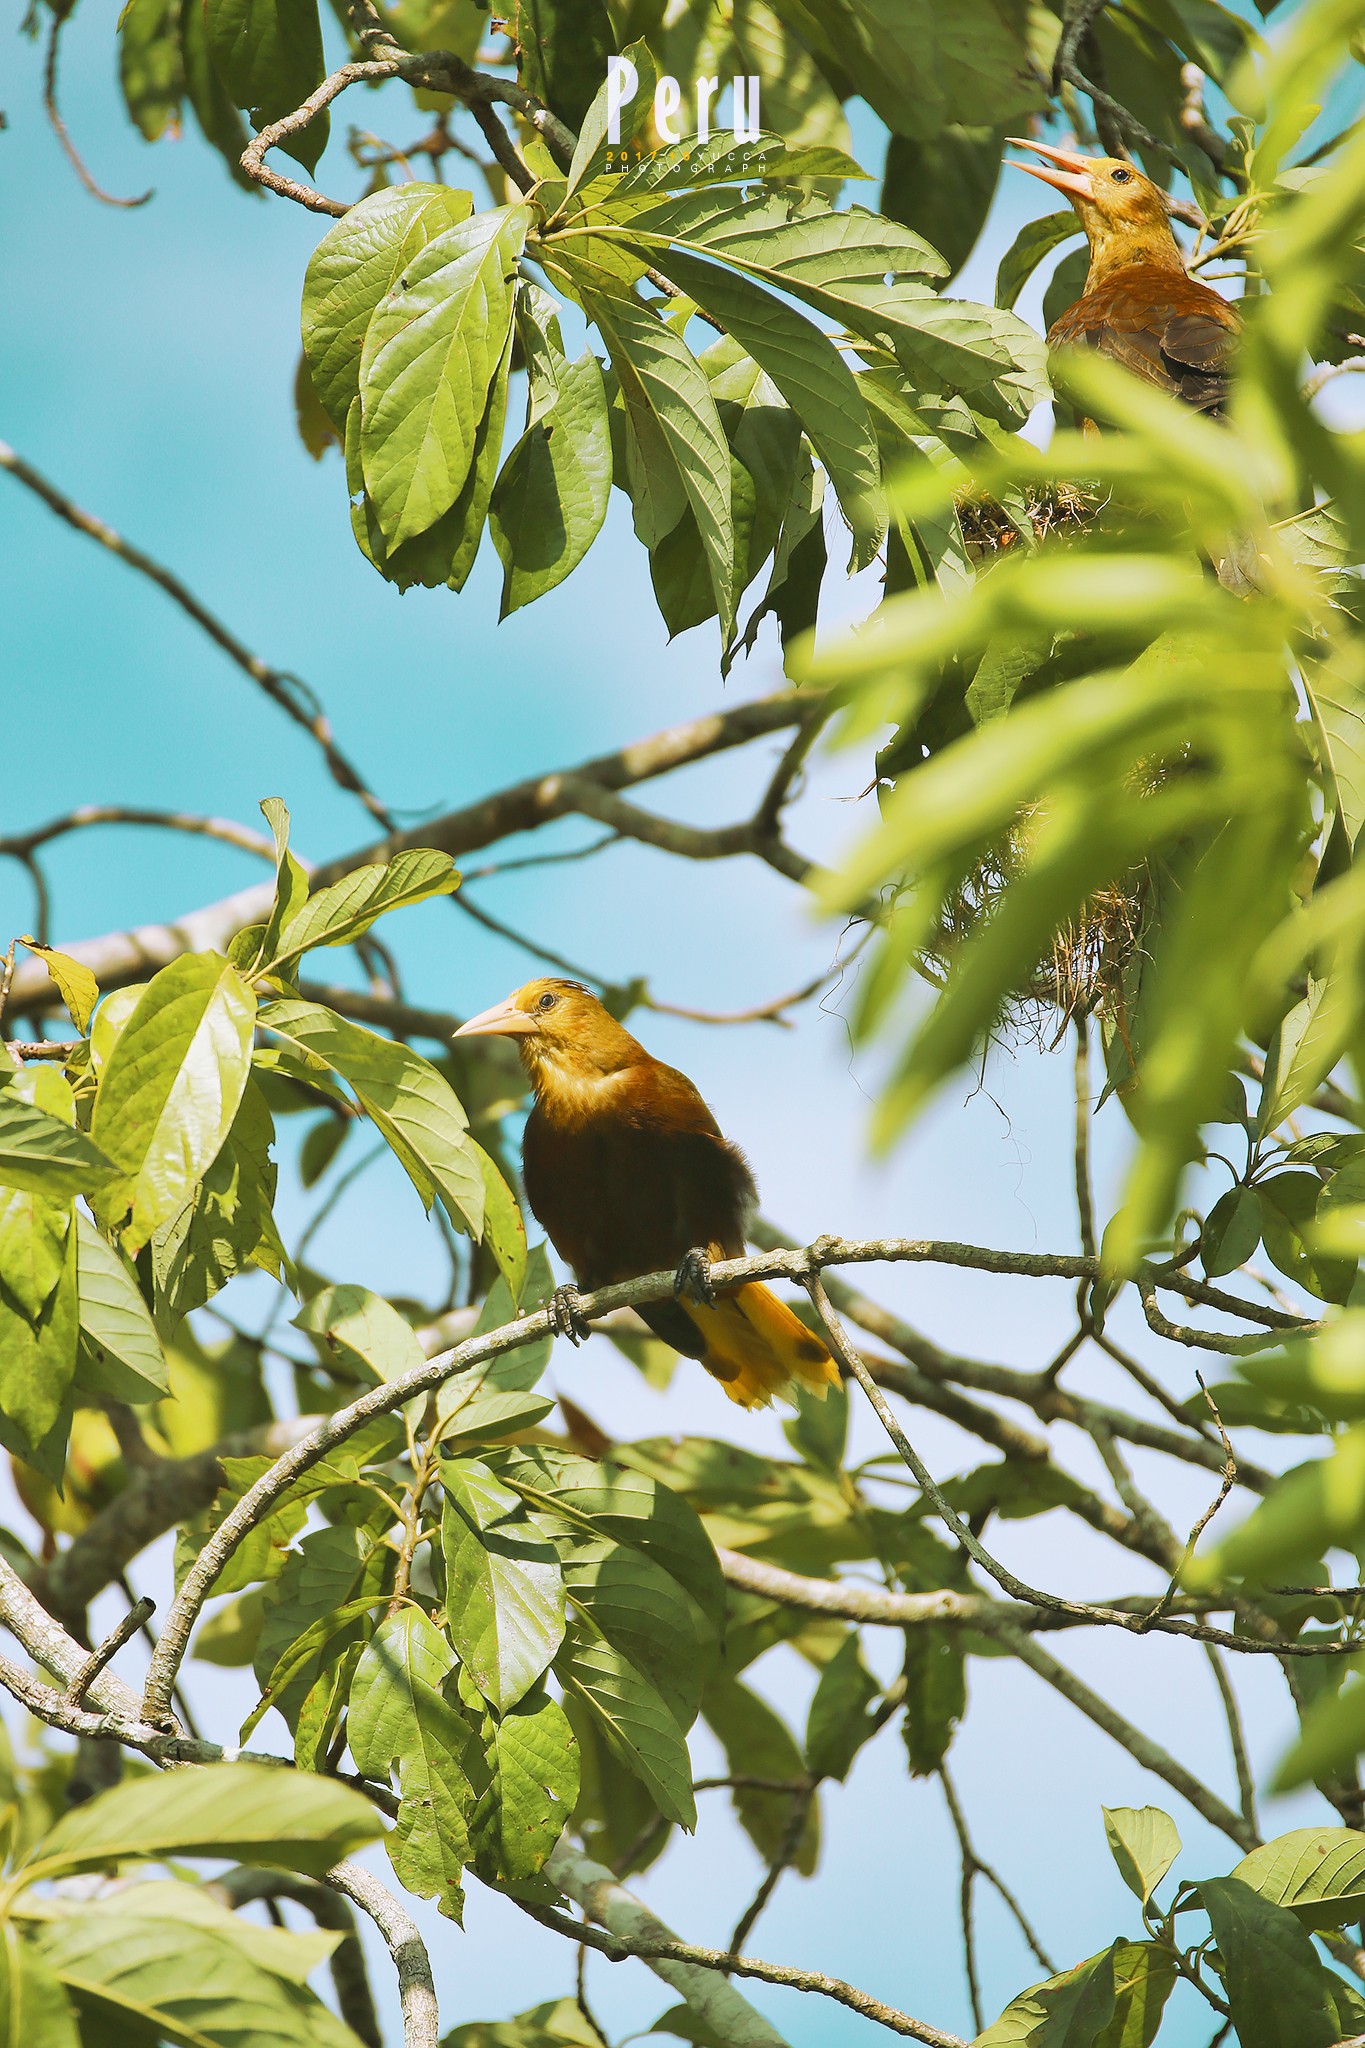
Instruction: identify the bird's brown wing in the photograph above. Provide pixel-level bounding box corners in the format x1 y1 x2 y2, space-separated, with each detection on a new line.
1049 267 1239 415
522 1057 757 1314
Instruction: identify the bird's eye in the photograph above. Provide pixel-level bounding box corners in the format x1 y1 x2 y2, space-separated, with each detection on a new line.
537 991 557 1011
1111 166 1132 183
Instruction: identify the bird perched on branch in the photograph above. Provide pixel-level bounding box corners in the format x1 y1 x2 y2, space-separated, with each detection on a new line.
455 979 838 1409
1008 137 1239 414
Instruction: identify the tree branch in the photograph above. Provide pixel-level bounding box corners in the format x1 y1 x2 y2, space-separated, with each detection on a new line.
542 1840 965 2047
7 692 812 1013
324 1863 439 2048
0 441 396 831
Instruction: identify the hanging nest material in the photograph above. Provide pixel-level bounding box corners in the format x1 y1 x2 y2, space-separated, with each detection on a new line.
921 807 1164 1053
956 480 1102 561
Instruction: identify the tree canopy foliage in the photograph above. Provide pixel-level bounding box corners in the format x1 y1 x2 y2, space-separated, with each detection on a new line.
11 0 1365 2043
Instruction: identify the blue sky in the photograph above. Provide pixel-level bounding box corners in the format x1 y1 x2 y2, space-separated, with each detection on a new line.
0 8 1335 2044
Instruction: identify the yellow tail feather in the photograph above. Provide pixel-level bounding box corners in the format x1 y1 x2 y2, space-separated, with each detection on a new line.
682 1279 840 1410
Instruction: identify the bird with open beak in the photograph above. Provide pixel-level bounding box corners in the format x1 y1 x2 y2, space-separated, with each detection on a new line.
1007 135 1239 414
455 979 838 1409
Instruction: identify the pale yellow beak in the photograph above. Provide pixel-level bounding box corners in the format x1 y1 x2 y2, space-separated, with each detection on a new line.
1006 135 1096 203
453 994 535 1039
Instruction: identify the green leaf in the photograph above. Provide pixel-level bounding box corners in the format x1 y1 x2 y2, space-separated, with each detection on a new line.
464 1679 579 1882
294 1282 428 1384
555 1611 696 1828
73 1211 167 1403
347 1608 475 1920
0 1926 79 2048
1200 1185 1263 1278
641 243 884 572
269 849 461 967
1092 1941 1177 2048
0 1204 78 1477
242 1595 385 1742
256 797 310 972
565 38 658 192
884 125 1003 280
1231 1826 1365 1929
1199 1876 1338 2048
512 0 613 131
902 1624 965 1775
975 1942 1120 2046
253 1522 392 1755
29 1762 380 1882
765 0 1037 141
91 953 256 1253
0 1098 119 1199
995 210 1085 312
302 183 475 432
32 1882 361 2048
117 0 184 142
469 1137 528 1296
204 0 327 172
1101 1807 1180 1905
150 1074 285 1325
1275 1667 1365 1791
490 345 613 617
259 999 484 1238
572 277 736 641
178 0 254 188
805 1632 879 1782
441 1457 565 1713
360 204 529 548
18 940 98 1035
703 1677 818 1872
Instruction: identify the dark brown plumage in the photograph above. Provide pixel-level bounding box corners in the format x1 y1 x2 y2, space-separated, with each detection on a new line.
1008 138 1240 415
455 978 837 1408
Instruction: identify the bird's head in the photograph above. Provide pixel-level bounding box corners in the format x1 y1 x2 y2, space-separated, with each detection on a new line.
1007 138 1183 273
454 978 642 1097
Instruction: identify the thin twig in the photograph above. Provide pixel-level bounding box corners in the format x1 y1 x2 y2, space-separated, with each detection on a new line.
0 442 395 830
1142 1375 1237 1627
1204 1644 1258 1837
44 8 151 208
727 1778 814 1959
62 1597 154 1707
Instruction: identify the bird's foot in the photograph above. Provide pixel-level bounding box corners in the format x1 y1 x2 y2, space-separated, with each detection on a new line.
674 1246 717 1307
550 1283 591 1346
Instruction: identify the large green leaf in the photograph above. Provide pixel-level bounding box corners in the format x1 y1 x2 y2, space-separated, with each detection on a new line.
805 1631 880 1783
267 849 460 968
512 0 613 131
91 953 256 1253
571 276 736 640
252 1522 392 1758
347 1608 475 1920
0 1927 79 2048
73 1211 167 1403
0 1099 119 1200
259 999 484 1238
1231 1826 1365 1929
995 210 1085 312
1199 1877 1339 2048
29 1763 381 1882
360 204 529 547
642 243 884 570
204 0 327 171
150 1075 285 1326
0 1200 78 1477
766 0 1038 140
463 1677 579 1883
178 0 253 188
302 183 475 432
490 338 613 617
32 1882 361 2048
975 1942 1120 2045
441 1457 565 1713
294 1283 428 1384
884 125 1002 279
555 1611 696 1827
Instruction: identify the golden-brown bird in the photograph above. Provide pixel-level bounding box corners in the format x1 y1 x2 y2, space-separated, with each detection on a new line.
1008 137 1239 414
455 979 838 1409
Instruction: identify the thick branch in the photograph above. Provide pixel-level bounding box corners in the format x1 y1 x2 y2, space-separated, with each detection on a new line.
324 1863 439 2048
8 693 810 1012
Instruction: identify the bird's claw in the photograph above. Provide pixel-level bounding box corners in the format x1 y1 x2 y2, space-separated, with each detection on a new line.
550 1283 591 1345
674 1247 717 1307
